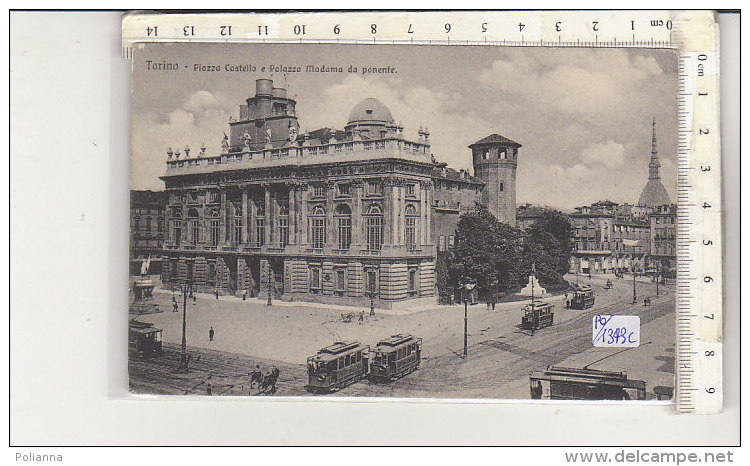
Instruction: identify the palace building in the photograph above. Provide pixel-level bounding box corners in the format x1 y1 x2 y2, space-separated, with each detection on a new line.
159 78 519 307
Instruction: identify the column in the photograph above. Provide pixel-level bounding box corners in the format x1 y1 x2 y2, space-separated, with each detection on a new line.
219 188 227 245
419 182 427 246
325 181 335 249
423 181 432 245
241 188 248 244
264 184 271 246
288 183 297 245
351 180 363 247
300 183 309 245
249 186 257 245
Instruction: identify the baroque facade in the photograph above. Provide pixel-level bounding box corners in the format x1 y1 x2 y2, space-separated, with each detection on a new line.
159 79 518 307
130 190 167 275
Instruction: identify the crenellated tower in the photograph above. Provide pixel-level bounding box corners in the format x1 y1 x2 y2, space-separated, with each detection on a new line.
470 134 521 227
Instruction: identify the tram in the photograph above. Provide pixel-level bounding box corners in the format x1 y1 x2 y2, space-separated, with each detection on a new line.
521 301 554 330
128 320 163 357
305 341 368 393
368 334 422 382
529 366 647 400
569 285 595 310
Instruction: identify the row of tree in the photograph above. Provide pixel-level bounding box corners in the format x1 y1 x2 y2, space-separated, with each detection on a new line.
437 204 574 302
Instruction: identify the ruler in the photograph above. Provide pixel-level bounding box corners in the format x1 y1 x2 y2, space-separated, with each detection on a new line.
121 10 722 413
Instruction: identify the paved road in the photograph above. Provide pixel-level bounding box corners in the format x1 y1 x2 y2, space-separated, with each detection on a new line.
130 276 674 399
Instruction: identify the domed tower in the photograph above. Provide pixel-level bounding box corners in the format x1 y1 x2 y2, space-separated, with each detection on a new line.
638 118 671 208
345 98 398 139
470 134 521 226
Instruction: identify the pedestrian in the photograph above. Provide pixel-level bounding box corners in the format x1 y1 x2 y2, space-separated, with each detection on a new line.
172 297 178 313
206 381 212 396
215 289 219 300
358 310 364 324
242 290 247 301
491 294 497 311
209 326 215 342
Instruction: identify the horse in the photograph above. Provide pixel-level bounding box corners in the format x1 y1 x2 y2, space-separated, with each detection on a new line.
249 368 263 388
258 368 280 395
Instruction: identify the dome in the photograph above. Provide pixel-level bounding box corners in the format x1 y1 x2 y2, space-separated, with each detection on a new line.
347 98 395 125
638 179 671 208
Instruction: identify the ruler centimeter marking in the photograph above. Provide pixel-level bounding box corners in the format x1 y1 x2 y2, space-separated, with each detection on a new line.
121 11 722 413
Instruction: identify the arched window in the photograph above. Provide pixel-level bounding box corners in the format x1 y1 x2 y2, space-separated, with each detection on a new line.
364 204 383 251
335 204 352 250
310 205 326 249
187 208 200 244
207 208 220 247
405 204 419 250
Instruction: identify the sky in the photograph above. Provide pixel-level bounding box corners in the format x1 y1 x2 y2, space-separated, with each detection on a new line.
131 43 678 211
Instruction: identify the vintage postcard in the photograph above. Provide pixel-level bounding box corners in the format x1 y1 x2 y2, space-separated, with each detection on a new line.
129 42 678 400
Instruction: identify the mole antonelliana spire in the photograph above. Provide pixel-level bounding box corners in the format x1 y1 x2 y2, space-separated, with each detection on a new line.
638 117 671 208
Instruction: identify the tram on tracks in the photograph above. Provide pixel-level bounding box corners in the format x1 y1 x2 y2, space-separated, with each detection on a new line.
368 334 422 382
128 320 163 357
529 366 647 400
305 341 369 393
569 285 595 310
521 301 554 330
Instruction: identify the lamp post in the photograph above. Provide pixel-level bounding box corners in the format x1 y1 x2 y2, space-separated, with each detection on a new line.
631 266 638 305
366 289 377 316
460 281 476 358
266 268 273 307
179 280 189 371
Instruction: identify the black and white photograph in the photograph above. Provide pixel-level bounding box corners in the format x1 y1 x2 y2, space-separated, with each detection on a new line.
128 42 679 400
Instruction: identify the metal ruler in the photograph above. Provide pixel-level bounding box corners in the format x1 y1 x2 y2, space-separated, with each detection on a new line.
121 10 723 413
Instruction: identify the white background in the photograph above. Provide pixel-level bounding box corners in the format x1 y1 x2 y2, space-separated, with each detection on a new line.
7 8 742 456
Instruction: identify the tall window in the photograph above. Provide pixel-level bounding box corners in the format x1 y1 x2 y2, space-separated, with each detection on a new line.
206 262 216 285
405 204 419 250
312 184 326 199
208 209 219 247
365 204 384 251
233 204 242 244
409 268 418 294
310 266 322 293
278 201 289 247
187 208 200 244
335 204 352 250
254 197 265 246
170 212 182 245
310 205 326 249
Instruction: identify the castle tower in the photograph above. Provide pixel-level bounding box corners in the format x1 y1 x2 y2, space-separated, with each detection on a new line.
470 134 521 226
229 78 300 151
638 118 671 208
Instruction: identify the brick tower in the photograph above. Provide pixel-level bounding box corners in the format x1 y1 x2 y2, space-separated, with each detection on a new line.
470 134 521 227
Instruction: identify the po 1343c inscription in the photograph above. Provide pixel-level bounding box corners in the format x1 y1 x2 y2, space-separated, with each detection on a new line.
593 315 640 348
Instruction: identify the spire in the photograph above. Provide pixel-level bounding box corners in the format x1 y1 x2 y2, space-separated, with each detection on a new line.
648 117 661 180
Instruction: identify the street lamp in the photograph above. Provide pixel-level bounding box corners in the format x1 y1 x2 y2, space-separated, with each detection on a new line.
366 289 377 316
460 281 476 358
179 278 191 372
266 268 273 306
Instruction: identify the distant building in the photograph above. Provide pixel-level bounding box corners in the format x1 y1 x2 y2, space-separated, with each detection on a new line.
647 203 677 274
130 190 167 275
158 78 519 307
516 203 546 231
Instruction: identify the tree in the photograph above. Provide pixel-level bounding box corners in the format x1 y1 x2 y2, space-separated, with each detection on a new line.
447 204 520 300
518 209 574 290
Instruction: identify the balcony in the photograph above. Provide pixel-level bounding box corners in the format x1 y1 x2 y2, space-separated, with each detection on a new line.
305 248 324 255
